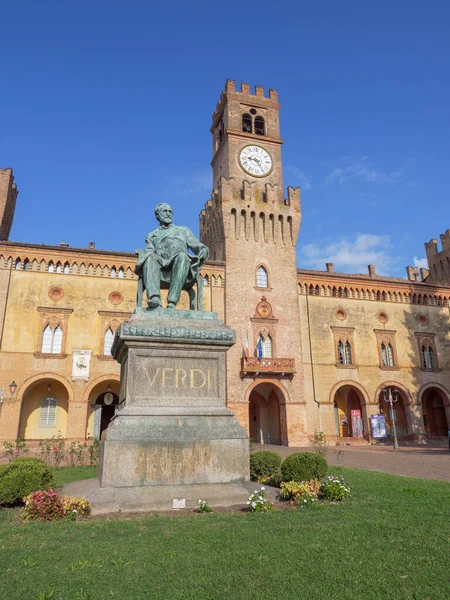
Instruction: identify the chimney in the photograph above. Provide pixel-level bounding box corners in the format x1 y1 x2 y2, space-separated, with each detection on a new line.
368 264 376 277
60 241 69 247
326 262 334 273
89 242 95 250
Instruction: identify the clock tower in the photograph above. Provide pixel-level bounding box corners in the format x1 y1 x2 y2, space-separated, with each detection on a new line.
200 81 308 445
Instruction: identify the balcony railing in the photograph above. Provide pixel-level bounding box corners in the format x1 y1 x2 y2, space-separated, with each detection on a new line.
241 357 296 377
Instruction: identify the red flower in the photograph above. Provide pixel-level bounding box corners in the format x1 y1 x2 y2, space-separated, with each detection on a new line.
53 447 57 451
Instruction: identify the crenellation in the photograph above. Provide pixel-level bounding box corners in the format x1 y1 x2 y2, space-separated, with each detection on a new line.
255 85 265 98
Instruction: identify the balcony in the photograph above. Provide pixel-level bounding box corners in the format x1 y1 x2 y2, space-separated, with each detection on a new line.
241 357 296 378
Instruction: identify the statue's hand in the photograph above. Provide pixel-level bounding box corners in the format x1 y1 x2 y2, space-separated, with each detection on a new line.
198 247 209 261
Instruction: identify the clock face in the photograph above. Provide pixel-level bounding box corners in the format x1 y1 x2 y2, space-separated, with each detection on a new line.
239 145 272 177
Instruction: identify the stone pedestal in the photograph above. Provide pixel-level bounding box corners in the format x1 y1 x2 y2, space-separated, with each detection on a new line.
99 308 249 490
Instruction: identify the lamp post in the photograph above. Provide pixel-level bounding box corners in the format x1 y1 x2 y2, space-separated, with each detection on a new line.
383 386 399 450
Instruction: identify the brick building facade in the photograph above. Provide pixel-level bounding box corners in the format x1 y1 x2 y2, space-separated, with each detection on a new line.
1 81 449 446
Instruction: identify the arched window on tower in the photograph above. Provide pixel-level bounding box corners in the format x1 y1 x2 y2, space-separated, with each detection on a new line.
254 116 265 135
40 396 57 428
14 258 21 270
242 113 252 133
56 262 62 273
118 268 124 279
63 262 70 274
257 334 273 359
48 261 54 273
104 328 115 356
110 267 117 278
256 266 269 288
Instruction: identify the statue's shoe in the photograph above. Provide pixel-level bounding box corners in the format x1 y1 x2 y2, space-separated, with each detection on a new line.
148 296 162 309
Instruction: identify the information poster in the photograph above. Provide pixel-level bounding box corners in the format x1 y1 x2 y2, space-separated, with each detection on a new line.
371 414 387 438
351 410 363 438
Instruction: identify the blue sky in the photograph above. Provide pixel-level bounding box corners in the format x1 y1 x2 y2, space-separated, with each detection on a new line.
1 1 449 278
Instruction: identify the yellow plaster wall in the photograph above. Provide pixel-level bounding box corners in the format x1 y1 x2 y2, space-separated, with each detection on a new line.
19 380 68 439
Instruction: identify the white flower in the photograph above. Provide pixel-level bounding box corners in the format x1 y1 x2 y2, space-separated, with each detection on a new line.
261 487 265 491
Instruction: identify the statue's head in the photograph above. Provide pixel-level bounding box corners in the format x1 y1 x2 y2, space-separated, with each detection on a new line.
155 203 173 226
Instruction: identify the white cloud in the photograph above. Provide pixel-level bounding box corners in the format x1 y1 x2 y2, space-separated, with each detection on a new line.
413 256 428 269
299 233 400 276
286 165 312 190
324 157 401 186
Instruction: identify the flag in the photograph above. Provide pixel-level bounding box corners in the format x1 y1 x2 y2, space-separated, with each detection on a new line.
256 337 263 360
245 333 249 358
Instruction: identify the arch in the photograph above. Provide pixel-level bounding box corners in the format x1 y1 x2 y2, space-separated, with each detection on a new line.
82 374 120 403
247 380 289 445
242 113 252 133
376 382 413 438
17 373 74 404
17 375 73 440
419 384 449 437
374 381 413 405
63 262 70 274
417 382 450 406
14 257 22 270
328 380 370 406
254 116 265 135
244 378 291 405
331 383 368 438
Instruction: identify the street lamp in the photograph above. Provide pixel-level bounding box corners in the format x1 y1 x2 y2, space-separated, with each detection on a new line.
9 381 17 396
383 386 399 450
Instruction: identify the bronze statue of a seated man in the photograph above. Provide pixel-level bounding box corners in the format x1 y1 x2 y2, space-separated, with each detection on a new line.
135 203 209 309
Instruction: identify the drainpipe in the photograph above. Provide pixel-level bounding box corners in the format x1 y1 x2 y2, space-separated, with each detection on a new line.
305 289 322 431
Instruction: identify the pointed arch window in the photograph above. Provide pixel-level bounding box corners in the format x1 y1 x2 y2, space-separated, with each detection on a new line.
111 267 117 278
422 345 435 370
118 268 124 279
256 266 269 288
337 340 352 365
242 113 252 133
63 262 70 274
257 334 273 358
24 259 30 271
14 258 21 270
104 328 115 356
56 262 62 274
40 396 57 428
203 275 209 286
254 116 265 135
42 324 63 354
381 343 395 367
48 261 54 273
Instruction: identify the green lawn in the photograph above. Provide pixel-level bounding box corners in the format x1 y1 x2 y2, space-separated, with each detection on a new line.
0 467 449 600
53 465 98 488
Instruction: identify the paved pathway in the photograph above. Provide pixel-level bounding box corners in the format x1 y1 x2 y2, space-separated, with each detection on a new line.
253 443 450 482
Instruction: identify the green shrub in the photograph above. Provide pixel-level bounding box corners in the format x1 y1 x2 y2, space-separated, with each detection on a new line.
320 475 352 501
250 451 282 481
281 452 328 482
0 457 54 505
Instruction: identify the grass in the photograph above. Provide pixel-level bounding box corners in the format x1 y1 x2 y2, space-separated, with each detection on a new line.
53 466 98 488
0 467 449 600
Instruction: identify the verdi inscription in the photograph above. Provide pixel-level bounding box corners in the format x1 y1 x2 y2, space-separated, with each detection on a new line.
131 355 220 406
